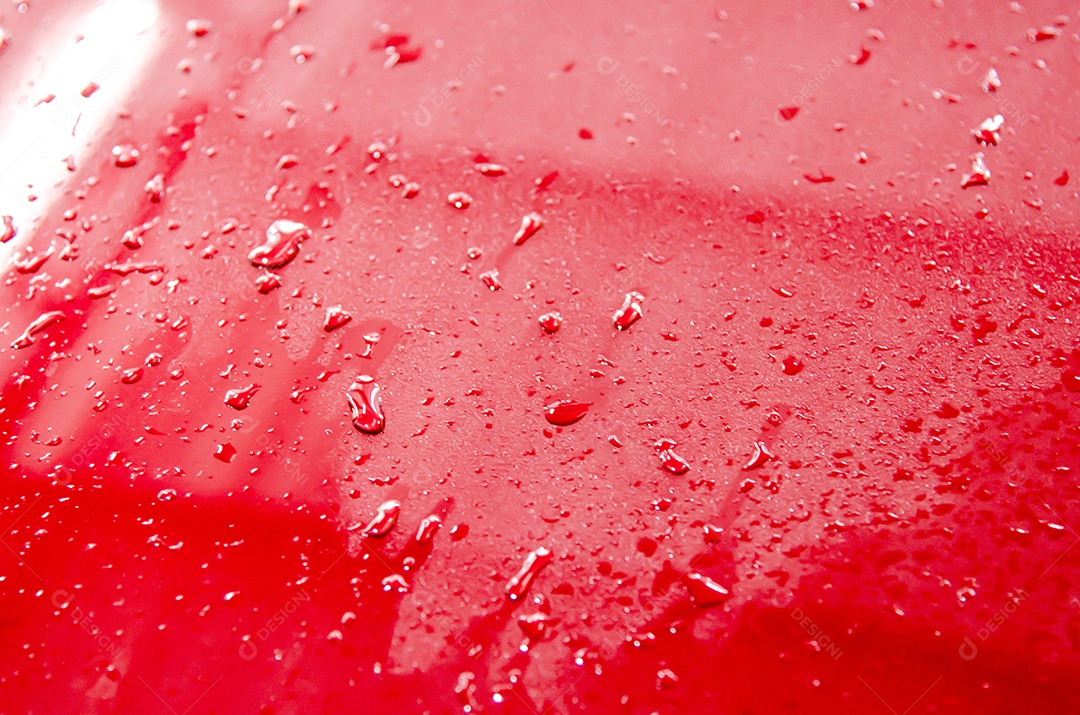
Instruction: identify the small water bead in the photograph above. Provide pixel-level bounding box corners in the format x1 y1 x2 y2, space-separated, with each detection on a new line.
120 367 143 384
347 376 385 434
111 144 139 168
612 291 645 330
479 269 502 291
476 163 507 177
538 312 562 334
980 67 1001 93
289 44 315 63
224 384 260 410
248 220 312 268
255 273 282 294
323 305 352 331
447 192 472 209
973 115 1004 146
186 18 212 36
144 174 164 202
1 215 15 243
506 547 553 601
518 613 555 640
513 213 544 246
544 399 590 426
961 153 991 189
11 311 65 349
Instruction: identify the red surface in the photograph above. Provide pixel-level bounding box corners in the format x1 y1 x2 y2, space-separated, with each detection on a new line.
1 1 1079 713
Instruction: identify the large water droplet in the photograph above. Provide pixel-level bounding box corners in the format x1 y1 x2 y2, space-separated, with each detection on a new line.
743 441 774 470
685 573 729 607
416 514 442 545
224 384 260 410
538 311 562 333
248 220 312 268
351 500 401 537
348 376 386 434
324 305 352 331
11 311 65 349
513 213 544 246
544 399 590 426
613 291 645 330
506 547 553 601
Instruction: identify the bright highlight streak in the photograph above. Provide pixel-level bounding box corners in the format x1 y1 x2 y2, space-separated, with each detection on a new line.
0 0 160 264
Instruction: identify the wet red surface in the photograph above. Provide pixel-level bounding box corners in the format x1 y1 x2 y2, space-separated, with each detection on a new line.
1 1 1079 713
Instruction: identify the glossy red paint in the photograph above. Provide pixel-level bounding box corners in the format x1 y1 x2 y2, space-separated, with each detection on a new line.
1 1 1078 713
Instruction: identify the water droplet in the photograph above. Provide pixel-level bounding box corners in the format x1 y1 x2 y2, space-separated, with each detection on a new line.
782 355 804 375
506 547 553 601
655 438 690 474
538 311 562 333
685 573 729 607
1029 25 1061 41
980 67 1001 93
186 18 212 36
544 399 590 426
447 192 472 210
324 305 352 331
612 291 645 330
1 215 15 243
157 488 178 502
111 144 139 168
850 45 871 65
248 220 312 268
476 163 507 177
144 173 165 202
351 500 401 537
214 443 237 463
778 106 799 121
518 613 555 640
1054 170 1069 186
121 367 143 384
973 115 1004 146
289 44 314 63
535 170 559 191
961 153 991 189
255 273 282 294
224 384 260 410
416 514 442 544
11 310 65 349
743 441 774 470
479 269 503 291
347 376 385 434
513 213 544 246
578 128 594 139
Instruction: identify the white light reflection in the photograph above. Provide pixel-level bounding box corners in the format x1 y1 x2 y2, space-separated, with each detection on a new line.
0 0 160 264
